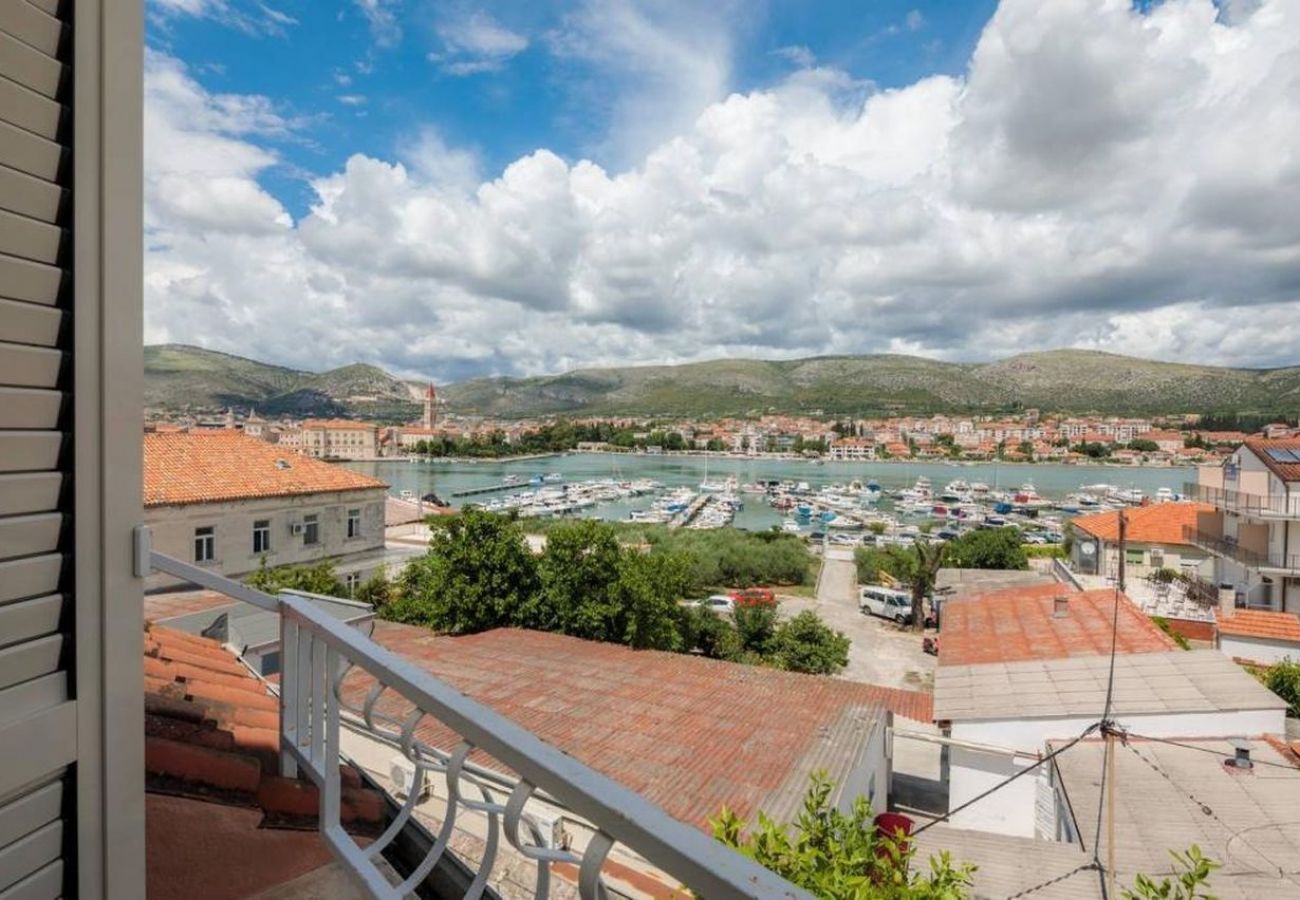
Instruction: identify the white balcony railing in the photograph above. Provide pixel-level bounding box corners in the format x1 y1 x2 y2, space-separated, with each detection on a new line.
133 526 809 900
1185 483 1300 520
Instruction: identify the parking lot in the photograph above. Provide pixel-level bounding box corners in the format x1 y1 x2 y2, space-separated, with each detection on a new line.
779 547 937 691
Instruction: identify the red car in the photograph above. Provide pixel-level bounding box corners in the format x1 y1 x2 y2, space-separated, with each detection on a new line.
730 588 777 607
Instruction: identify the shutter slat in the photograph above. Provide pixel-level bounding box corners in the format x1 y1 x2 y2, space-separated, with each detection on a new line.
0 255 61 306
0 781 60 852
0 210 62 265
0 78 63 142
0 674 65 726
0 300 62 347
0 168 63 223
0 555 62 604
0 596 61 652
0 512 63 559
0 121 62 182
0 858 61 900
0 343 61 388
0 4 63 58
0 474 63 518
0 432 62 472
0 389 61 430
0 820 60 893
0 635 63 692
22 2 60 19
0 34 62 101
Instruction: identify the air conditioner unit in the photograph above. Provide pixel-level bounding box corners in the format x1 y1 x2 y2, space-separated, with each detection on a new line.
389 756 429 800
289 522 305 536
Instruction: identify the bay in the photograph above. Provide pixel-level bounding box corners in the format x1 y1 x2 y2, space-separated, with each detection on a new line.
344 453 1194 532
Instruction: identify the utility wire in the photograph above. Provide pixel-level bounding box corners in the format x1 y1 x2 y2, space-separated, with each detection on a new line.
1121 741 1300 888
909 723 1100 838
1123 732 1300 773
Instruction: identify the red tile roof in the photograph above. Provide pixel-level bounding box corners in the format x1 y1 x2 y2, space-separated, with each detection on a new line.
144 431 386 507
342 625 927 829
1070 502 1213 546
1215 608 1300 644
143 623 383 829
939 584 1176 667
299 419 377 430
1244 437 1300 483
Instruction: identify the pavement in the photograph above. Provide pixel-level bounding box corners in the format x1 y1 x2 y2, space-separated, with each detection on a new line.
780 547 936 692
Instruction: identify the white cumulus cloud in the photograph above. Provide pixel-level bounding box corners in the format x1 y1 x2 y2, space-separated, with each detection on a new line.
145 0 1300 384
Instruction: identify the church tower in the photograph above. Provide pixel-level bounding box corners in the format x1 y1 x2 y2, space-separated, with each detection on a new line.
422 383 437 430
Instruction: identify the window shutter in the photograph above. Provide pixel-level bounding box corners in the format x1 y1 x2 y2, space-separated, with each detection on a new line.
0 2 74 897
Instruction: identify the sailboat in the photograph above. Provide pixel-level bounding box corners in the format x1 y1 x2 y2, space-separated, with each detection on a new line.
699 452 726 492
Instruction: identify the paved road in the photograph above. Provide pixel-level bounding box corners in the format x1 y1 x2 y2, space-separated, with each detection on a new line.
783 548 935 692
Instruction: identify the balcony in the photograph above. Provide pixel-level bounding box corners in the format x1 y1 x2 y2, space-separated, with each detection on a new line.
1181 526 1300 577
134 525 809 899
1184 483 1300 520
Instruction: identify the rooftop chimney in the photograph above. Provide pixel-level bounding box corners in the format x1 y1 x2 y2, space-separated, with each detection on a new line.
1226 739 1253 771
1052 595 1070 618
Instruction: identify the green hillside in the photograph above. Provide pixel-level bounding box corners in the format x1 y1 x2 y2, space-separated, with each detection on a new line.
145 344 1300 420
144 345 421 421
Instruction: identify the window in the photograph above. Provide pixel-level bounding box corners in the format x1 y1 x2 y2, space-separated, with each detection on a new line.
347 508 362 539
1125 548 1145 566
345 572 361 596
303 514 319 545
194 526 215 563
253 519 271 554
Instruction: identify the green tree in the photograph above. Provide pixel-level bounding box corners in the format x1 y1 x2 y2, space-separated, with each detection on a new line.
1128 438 1159 453
390 508 540 634
679 605 742 660
855 546 915 586
536 519 626 640
733 600 779 656
247 558 346 597
355 572 394 610
616 550 691 651
705 438 726 452
944 528 1028 571
1016 439 1034 460
1249 658 1300 717
772 611 851 674
709 772 975 899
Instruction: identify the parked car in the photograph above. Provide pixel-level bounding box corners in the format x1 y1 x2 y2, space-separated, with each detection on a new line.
730 587 776 607
859 585 914 625
705 594 735 613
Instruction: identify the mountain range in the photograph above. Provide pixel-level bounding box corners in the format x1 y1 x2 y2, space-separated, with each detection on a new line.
144 344 1300 420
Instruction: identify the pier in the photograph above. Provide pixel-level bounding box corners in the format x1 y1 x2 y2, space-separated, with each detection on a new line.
451 481 530 498
668 494 710 529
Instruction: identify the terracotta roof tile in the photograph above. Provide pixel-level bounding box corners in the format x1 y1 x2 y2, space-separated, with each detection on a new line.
142 623 383 829
143 431 386 507
939 584 1175 667
1070 502 1213 545
1244 437 1300 483
1215 608 1300 644
341 624 921 831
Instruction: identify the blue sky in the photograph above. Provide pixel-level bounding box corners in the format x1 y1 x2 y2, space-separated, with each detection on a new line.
149 1 997 220
142 1 1300 381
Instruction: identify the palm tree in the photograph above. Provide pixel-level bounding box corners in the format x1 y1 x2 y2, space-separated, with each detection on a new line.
908 539 948 633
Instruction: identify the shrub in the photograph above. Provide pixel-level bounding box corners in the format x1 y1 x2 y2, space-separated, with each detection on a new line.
709 772 975 899
772 611 851 675
733 601 779 656
1252 658 1300 717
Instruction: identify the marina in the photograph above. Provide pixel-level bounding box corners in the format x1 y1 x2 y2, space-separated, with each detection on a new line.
347 453 1194 537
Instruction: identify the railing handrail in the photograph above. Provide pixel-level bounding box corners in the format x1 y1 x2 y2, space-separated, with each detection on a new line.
135 526 812 900
277 594 810 898
1181 525 1300 572
1184 482 1300 517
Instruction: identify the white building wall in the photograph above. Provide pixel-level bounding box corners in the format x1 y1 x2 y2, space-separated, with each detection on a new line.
948 706 1285 837
1219 634 1300 666
144 487 387 589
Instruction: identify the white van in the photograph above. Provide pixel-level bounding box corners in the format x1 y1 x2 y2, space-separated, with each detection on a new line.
859 585 914 624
